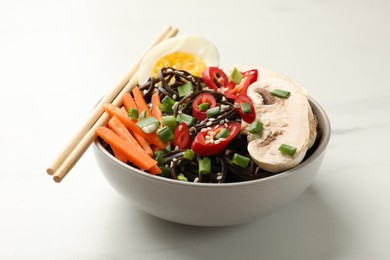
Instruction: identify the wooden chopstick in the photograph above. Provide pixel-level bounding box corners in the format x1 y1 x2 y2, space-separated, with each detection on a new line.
48 26 179 182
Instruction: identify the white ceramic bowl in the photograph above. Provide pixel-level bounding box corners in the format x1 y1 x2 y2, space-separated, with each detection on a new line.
93 97 330 226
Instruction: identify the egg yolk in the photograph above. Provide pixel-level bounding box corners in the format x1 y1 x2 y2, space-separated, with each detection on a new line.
152 52 206 78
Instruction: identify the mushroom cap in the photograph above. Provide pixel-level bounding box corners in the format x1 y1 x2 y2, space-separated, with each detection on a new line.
245 74 317 173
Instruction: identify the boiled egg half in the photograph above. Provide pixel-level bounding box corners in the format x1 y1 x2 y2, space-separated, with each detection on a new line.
137 36 219 85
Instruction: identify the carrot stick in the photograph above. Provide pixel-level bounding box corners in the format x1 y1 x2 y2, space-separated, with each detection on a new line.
96 127 158 171
149 164 163 175
109 115 154 163
111 146 128 163
108 115 142 148
132 86 152 117
151 92 163 123
103 103 167 148
123 92 137 111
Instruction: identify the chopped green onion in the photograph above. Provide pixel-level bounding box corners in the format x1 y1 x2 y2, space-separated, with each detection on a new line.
139 110 147 119
177 174 188 182
154 151 165 166
136 116 160 134
127 108 138 120
176 113 195 127
279 144 297 156
161 115 177 132
198 157 211 175
240 102 251 114
177 82 194 97
197 102 210 111
183 149 195 160
156 126 174 143
206 106 220 118
215 128 230 139
162 95 177 106
229 67 242 84
158 103 173 114
271 89 291 99
248 120 263 134
159 167 171 178
231 153 250 168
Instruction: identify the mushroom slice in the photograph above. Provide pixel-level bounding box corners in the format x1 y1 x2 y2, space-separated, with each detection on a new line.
245 78 316 173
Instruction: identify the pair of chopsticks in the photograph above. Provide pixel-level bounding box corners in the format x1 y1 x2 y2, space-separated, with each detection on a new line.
46 26 179 183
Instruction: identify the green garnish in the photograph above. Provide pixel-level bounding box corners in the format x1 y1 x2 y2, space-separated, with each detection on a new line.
177 82 194 97
159 167 171 178
198 157 211 175
231 153 250 168
177 174 188 182
248 120 263 134
139 110 147 119
215 128 230 139
229 67 242 84
197 102 210 111
206 106 220 118
127 108 138 120
161 115 177 132
176 113 195 127
154 151 165 166
271 89 291 99
156 126 174 143
183 149 195 160
278 144 297 156
136 116 160 134
240 102 251 114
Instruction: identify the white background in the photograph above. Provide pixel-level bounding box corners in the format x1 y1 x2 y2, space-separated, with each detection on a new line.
1 0 390 259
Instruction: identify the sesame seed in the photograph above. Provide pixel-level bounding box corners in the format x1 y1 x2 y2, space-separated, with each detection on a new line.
224 123 228 127
219 137 226 141
143 89 148 95
201 128 208 132
170 161 174 167
189 127 196 132
219 120 224 125
172 158 177 162
205 140 211 144
194 177 199 183
217 175 222 180
178 124 183 131
217 172 222 176
225 118 230 123
175 146 179 150
214 140 221 144
206 122 212 126
225 150 230 155
208 118 215 121
172 94 177 100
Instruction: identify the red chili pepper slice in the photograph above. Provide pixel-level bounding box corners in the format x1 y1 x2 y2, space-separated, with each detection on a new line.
202 67 229 91
191 122 241 156
172 122 191 149
224 69 258 100
235 94 256 123
192 93 217 121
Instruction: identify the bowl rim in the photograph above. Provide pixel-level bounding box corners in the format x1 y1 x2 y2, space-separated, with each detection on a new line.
94 96 331 189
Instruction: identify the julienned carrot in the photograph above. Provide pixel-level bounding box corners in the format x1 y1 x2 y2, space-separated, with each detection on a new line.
151 92 163 123
132 86 152 117
96 127 160 173
119 107 154 156
149 164 163 175
110 145 128 163
122 92 137 111
103 103 167 149
108 115 143 150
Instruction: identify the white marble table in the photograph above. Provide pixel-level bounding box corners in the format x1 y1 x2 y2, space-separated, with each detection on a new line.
1 0 389 259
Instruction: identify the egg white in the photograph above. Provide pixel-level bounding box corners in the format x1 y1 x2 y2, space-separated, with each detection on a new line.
137 36 219 85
